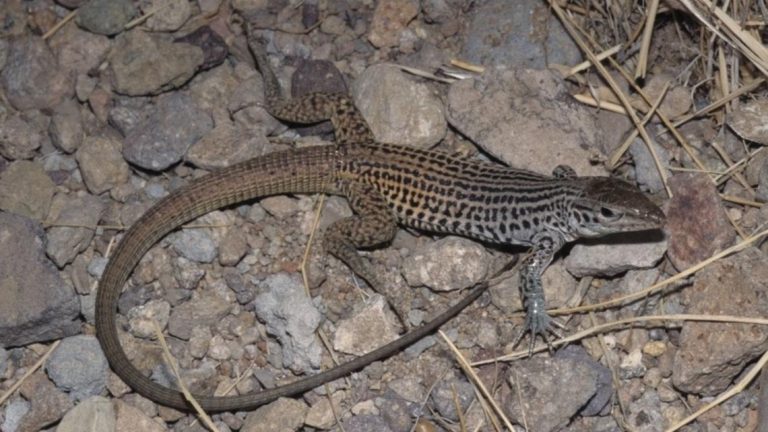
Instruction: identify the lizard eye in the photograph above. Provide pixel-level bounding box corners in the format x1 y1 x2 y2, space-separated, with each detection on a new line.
599 207 623 221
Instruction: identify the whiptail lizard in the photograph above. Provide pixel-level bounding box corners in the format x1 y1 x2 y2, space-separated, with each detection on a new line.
95 29 665 412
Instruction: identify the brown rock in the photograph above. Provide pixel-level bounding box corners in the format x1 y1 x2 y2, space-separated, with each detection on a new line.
367 0 419 48
0 160 55 221
242 398 308 432
114 400 166 432
17 371 73 431
665 173 736 271
673 247 768 395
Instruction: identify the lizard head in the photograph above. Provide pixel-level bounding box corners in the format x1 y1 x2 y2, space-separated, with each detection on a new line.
568 177 665 238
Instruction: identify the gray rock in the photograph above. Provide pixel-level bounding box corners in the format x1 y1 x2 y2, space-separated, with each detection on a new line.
626 391 664 432
0 213 80 347
242 398 308 432
629 137 672 194
503 352 599 432
253 273 322 373
45 192 104 267
1 36 72 111
564 231 667 277
123 93 213 171
448 67 606 177
728 99 768 145
76 135 131 195
167 294 231 340
169 228 218 263
260 195 300 219
185 109 266 170
1 399 30 432
367 0 419 48
352 64 446 149
109 30 204 96
0 112 44 160
401 236 490 291
128 299 171 339
46 335 108 401
76 0 136 36
431 378 476 421
0 160 55 221
49 99 85 154
80 293 96 324
56 396 115 432
0 347 7 376
461 0 581 69
114 400 166 432
333 295 399 356
341 415 394 432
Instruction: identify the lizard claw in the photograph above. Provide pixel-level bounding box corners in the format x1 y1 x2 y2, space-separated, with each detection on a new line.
511 309 566 356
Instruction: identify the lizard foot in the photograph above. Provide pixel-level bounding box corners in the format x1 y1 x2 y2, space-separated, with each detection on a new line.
511 309 567 356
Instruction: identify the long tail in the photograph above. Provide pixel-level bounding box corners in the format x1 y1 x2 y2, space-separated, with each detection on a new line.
95 146 338 411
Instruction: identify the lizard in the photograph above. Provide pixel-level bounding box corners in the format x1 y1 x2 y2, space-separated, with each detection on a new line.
95 29 665 412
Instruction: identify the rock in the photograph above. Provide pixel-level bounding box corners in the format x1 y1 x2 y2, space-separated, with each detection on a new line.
626 391 664 432
46 335 109 401
242 398 308 432
1 36 72 111
123 93 213 171
304 391 346 429
461 0 581 69
333 295 399 356
448 67 606 176
564 231 667 277
728 99 768 145
665 173 736 271
629 138 672 194
342 415 394 432
76 0 136 36
489 259 576 313
174 26 228 71
76 135 131 194
352 64 446 149
290 58 348 137
109 30 204 96
0 347 8 376
0 161 55 221
45 192 104 267
260 196 300 219
0 112 44 160
16 371 73 431
1 399 30 432
402 236 490 291
114 400 166 432
169 228 218 263
186 109 265 169
619 349 646 379
431 378 476 421
49 99 85 153
57 396 116 432
128 299 171 339
632 75 691 120
49 24 111 76
146 0 191 32
673 247 768 395
367 0 419 48
253 273 322 373
503 352 599 432
167 293 231 340
0 213 80 346
219 229 248 266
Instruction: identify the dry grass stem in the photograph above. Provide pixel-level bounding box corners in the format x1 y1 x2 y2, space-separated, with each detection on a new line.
42 10 77 40
565 43 622 77
635 0 660 80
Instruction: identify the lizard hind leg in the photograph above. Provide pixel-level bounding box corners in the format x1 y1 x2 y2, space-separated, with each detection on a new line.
323 181 411 325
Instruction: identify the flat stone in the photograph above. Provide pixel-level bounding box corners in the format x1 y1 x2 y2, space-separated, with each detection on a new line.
0 161 55 221
353 64 446 149
0 112 44 160
109 30 203 96
333 295 399 356
1 36 72 111
728 99 768 145
146 0 191 32
564 231 667 277
401 236 489 291
665 173 736 271
673 247 768 395
242 398 308 432
16 371 73 431
448 67 606 176
167 293 231 340
114 400 166 432
49 24 111 76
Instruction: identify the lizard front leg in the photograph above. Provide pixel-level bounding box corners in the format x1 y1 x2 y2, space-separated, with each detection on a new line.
513 230 566 355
